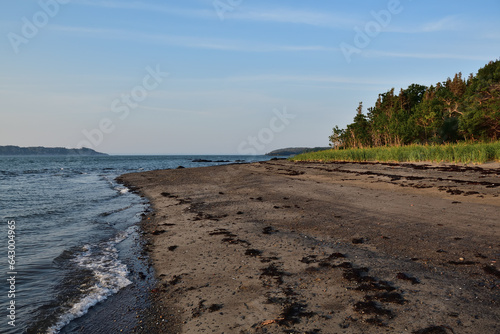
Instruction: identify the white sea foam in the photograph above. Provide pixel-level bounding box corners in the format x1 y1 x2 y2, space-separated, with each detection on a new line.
113 185 130 194
46 230 133 334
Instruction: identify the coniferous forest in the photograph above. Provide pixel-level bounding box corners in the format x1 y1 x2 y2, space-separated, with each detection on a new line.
330 60 500 149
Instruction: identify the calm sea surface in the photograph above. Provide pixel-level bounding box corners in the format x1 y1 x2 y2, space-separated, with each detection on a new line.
0 155 269 333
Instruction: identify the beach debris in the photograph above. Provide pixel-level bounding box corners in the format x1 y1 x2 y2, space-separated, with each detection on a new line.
259 318 282 327
208 303 223 312
333 262 353 269
245 249 263 257
176 198 192 205
328 252 346 259
412 325 454 334
260 263 288 285
448 260 477 265
278 168 305 176
300 255 318 264
262 226 278 234
366 291 406 304
396 272 420 284
260 256 280 263
193 211 218 221
208 224 246 246
483 265 500 278
353 301 393 317
352 237 365 244
277 302 315 326
343 267 372 283
209 229 236 237
356 280 396 292
167 274 183 286
168 245 178 251
447 189 464 195
192 299 206 318
366 316 387 326
221 237 251 246
192 300 224 318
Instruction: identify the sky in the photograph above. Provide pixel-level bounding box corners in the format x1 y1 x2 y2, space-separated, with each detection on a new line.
0 0 499 155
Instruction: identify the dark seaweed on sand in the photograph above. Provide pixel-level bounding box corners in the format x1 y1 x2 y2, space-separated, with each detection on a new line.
483 265 500 278
353 301 393 317
277 302 315 326
366 291 406 304
245 249 263 257
412 325 454 334
396 272 420 284
263 226 278 234
260 263 288 285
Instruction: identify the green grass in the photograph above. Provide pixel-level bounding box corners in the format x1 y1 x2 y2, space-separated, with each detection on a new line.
290 141 500 164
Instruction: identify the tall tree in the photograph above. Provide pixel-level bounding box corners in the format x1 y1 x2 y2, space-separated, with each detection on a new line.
330 59 500 148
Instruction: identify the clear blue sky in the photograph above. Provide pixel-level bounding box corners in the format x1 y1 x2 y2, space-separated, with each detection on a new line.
1 0 499 154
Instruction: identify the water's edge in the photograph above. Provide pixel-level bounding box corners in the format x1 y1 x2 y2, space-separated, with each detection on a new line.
58 199 156 333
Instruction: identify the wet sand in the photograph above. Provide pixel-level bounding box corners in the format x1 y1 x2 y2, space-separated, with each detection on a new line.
118 160 500 334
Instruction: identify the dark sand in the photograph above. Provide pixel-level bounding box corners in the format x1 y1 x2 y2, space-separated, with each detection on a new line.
118 160 500 334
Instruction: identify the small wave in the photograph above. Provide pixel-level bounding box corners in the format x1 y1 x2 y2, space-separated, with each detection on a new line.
0 170 19 176
99 204 134 217
100 175 130 195
47 231 132 333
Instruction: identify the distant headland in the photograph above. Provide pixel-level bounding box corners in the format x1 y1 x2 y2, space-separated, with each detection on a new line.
266 147 330 156
0 145 107 156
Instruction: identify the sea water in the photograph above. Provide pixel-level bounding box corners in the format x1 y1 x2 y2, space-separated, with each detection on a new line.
0 155 269 333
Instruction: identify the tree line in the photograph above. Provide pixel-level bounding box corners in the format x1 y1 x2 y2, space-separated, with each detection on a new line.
330 59 500 149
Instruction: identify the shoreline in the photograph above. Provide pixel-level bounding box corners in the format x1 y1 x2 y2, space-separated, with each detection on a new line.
58 222 157 334
119 160 499 333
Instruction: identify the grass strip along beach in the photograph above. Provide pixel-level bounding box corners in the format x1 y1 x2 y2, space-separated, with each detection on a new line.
118 159 499 334
291 141 500 164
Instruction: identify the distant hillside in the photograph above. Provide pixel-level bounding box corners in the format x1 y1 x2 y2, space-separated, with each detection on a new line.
266 147 330 156
0 146 107 156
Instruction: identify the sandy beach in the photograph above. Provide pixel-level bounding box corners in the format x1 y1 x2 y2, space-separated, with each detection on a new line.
118 160 500 334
